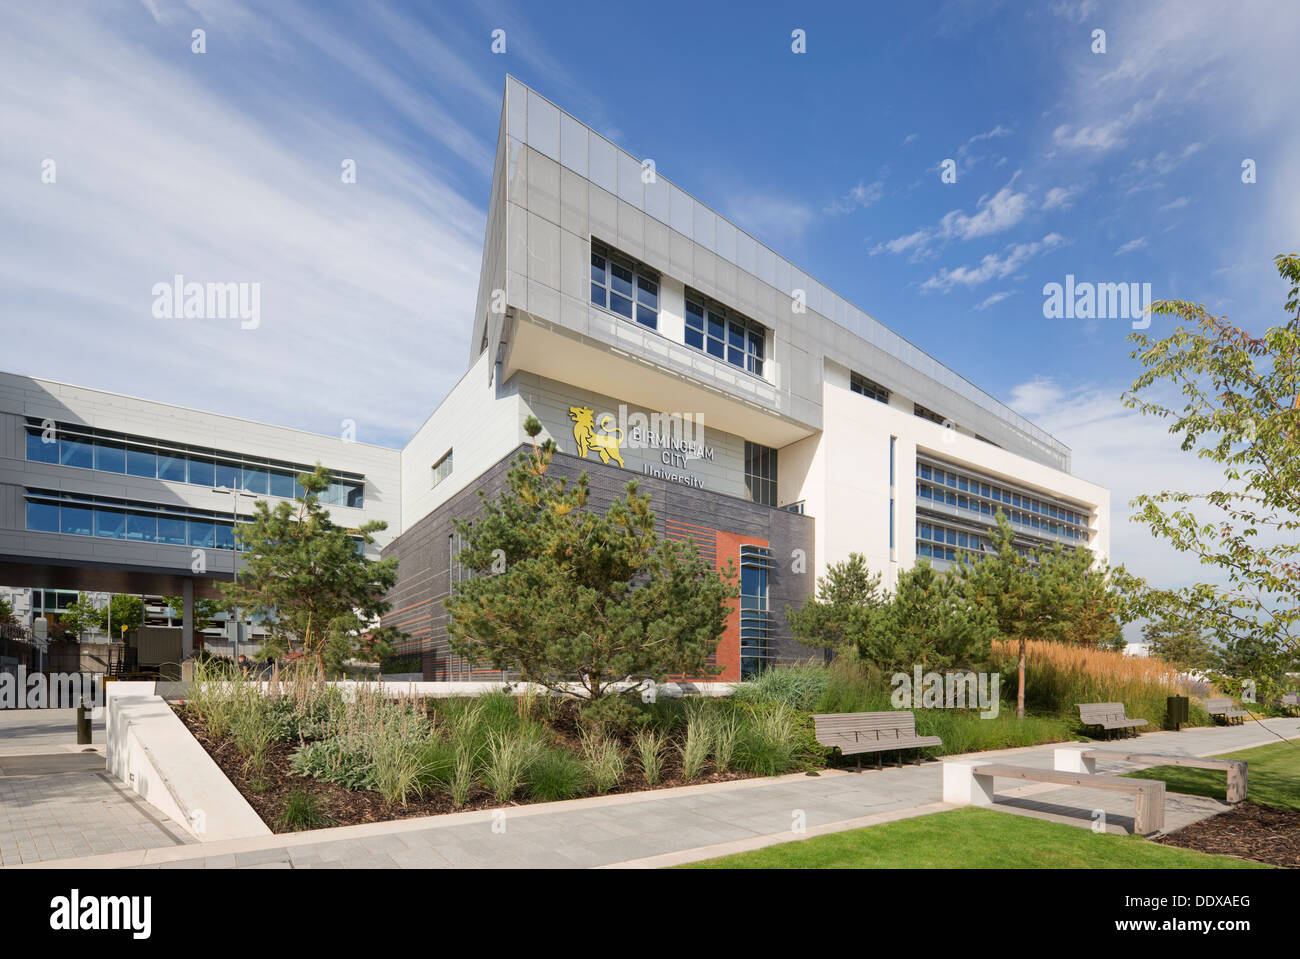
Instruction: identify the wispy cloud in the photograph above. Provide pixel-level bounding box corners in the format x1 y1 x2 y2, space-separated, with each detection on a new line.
974 291 1014 311
1115 236 1149 255
725 193 815 244
920 233 1064 292
824 179 885 215
0 1 491 446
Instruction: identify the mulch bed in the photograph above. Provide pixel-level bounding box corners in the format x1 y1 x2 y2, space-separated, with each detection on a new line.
1154 802 1300 868
174 707 769 834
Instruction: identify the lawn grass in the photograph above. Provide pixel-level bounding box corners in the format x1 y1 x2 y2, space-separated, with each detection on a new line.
679 806 1271 868
1125 739 1300 810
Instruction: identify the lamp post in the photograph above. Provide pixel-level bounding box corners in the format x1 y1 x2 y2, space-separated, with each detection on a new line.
213 485 256 663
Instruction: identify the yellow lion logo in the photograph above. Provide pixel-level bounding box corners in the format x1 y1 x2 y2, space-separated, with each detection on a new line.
569 405 625 468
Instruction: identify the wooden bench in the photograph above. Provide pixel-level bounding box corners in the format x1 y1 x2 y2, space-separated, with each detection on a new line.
1205 698 1250 725
1077 702 1148 738
812 711 942 769
1055 747 1248 803
943 761 1165 834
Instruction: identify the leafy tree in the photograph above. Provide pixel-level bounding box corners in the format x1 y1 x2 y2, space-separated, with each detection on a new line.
786 553 887 659
59 592 105 638
1124 253 1300 695
1212 633 1300 703
220 464 400 675
444 418 737 699
165 595 224 628
0 597 14 624
104 595 144 638
1142 605 1216 672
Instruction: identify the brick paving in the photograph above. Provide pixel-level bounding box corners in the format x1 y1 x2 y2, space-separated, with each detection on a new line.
0 709 193 865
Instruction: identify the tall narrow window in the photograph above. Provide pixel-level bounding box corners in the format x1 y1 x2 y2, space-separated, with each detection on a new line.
739 545 775 679
744 441 778 507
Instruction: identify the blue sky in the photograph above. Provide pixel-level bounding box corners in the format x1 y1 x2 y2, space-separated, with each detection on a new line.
2 0 1298 601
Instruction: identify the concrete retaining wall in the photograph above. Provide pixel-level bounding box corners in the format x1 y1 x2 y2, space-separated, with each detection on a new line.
105 681 271 842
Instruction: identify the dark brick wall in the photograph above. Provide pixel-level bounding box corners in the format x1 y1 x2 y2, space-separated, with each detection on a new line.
380 445 818 681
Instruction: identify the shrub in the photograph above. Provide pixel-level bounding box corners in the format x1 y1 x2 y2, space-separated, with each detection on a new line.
528 748 590 801
712 712 740 773
581 732 626 794
733 661 831 711
290 740 375 792
483 729 543 803
634 729 666 785
679 713 713 780
278 790 330 831
734 705 801 776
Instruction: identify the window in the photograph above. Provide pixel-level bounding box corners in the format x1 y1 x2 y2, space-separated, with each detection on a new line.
432 449 453 489
24 418 363 507
126 447 156 478
744 441 778 507
94 442 126 474
94 509 126 539
591 242 658 329
158 453 187 482
26 501 58 533
685 291 765 375
60 437 93 470
26 427 58 464
269 471 295 498
739 545 775 679
851 372 891 404
914 403 947 425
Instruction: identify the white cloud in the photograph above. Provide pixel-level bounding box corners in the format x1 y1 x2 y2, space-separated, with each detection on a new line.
824 179 885 215
1158 196 1190 212
974 291 1014 311
870 230 931 257
1008 377 1065 416
967 124 1013 145
1014 379 1246 607
1052 95 1161 152
1115 236 1149 255
0 1 488 445
939 182 1032 240
1042 185 1081 211
920 233 1064 292
726 194 815 243
902 133 919 146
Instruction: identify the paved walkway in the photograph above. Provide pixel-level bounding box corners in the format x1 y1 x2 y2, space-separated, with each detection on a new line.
0 710 194 865
9 715 1296 869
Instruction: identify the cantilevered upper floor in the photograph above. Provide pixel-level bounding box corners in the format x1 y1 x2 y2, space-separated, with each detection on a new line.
470 77 1072 473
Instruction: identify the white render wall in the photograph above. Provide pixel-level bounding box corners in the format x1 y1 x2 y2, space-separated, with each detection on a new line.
788 376 1110 587
398 351 525 535
0 372 401 574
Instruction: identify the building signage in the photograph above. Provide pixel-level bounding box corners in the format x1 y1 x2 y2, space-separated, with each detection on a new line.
567 403 714 489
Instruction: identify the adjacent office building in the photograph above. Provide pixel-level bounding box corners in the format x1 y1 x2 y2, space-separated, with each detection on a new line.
0 78 1108 681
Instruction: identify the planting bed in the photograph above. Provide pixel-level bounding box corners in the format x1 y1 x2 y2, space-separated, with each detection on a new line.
175 691 813 834
1154 802 1299 868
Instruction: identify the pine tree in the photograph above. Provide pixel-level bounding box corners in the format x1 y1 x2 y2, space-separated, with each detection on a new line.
444 418 737 699
221 464 400 675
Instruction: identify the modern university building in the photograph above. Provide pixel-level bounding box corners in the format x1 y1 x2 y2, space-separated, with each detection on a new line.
0 77 1108 681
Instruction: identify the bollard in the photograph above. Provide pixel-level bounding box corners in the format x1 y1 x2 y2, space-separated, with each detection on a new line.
76 700 92 745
